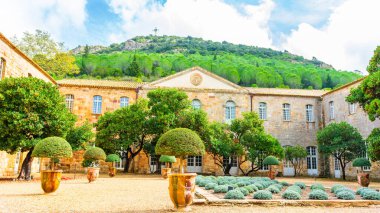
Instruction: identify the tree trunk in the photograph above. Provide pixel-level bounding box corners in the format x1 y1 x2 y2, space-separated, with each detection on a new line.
179 157 185 173
124 155 130 173
224 163 232 175
17 148 34 181
339 158 346 180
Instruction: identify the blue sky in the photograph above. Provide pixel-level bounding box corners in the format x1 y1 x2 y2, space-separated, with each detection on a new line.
0 0 379 72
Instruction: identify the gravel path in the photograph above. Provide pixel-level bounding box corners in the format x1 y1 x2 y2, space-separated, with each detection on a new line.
0 174 379 213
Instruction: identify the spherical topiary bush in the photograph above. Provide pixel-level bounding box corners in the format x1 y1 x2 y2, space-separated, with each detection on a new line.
244 185 255 193
254 183 264 190
308 190 329 200
280 181 290 186
331 184 345 193
249 184 259 192
334 187 354 195
359 188 376 197
287 185 302 194
32 137 73 159
159 155 176 163
294 182 306 189
282 190 301 200
253 190 272 200
214 185 229 193
224 189 245 199
205 183 218 190
238 187 249 196
105 154 121 162
83 147 106 162
273 184 283 191
362 191 380 200
263 156 280 165
267 185 280 194
336 191 355 200
352 158 372 168
356 187 369 195
310 183 325 191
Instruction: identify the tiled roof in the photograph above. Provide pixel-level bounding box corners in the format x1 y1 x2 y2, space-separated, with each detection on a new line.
246 87 328 97
57 79 145 89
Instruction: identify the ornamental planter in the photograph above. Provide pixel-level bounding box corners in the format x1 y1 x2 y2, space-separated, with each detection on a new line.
161 168 171 179
109 167 117 177
41 170 62 193
87 167 100 183
357 173 370 187
168 173 197 212
268 169 276 180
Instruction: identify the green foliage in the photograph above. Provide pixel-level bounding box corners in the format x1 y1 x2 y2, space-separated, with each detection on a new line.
127 55 142 77
238 187 249 196
66 122 94 151
352 158 371 168
310 183 325 191
83 147 106 161
366 128 380 161
331 184 345 193
159 155 176 163
0 77 76 154
273 184 283 190
347 46 380 121
224 189 245 199
263 156 279 165
287 186 302 194
362 191 380 200
334 187 354 195
317 122 365 180
284 145 308 176
336 191 355 200
267 185 280 194
105 154 120 163
32 137 72 158
155 128 205 157
253 183 264 190
358 188 376 197
34 52 80 78
308 190 329 200
248 184 259 192
282 190 301 200
253 190 272 200
294 182 306 189
205 183 217 190
244 185 255 193
280 181 290 186
81 159 92 168
214 185 229 193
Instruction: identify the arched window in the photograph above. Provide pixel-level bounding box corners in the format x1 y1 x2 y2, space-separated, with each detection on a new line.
120 97 129 107
329 101 335 120
306 104 314 122
283 103 291 121
225 101 236 122
258 102 267 120
192 99 201 110
65 94 74 112
93 95 102 114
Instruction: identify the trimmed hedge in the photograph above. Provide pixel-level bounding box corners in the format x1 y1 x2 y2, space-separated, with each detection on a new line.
214 185 229 193
83 147 106 161
263 156 279 165
293 182 306 189
253 190 272 200
225 189 245 199
310 183 325 191
308 190 328 200
282 190 301 200
267 185 280 194
105 154 120 162
336 191 355 200
334 187 354 195
331 184 345 193
287 185 302 194
32 137 72 159
362 191 380 200
159 155 176 163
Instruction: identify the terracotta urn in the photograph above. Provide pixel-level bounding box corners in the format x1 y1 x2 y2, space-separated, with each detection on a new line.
357 173 370 187
41 170 62 193
161 168 171 179
168 173 196 212
108 167 117 177
87 167 100 183
268 170 276 180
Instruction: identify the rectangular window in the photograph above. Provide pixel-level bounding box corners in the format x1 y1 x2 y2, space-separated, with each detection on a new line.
259 102 267 120
0 58 5 80
65 94 74 112
93 95 102 114
283 103 291 121
329 101 335 120
349 103 356 114
306 104 314 122
259 156 269 171
223 156 238 167
307 146 317 170
225 101 236 122
120 97 129 107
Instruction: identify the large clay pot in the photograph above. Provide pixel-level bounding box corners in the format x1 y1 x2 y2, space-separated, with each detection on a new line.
87 167 100 183
268 170 276 180
357 173 370 187
109 167 117 177
161 168 171 179
41 170 62 193
168 173 196 212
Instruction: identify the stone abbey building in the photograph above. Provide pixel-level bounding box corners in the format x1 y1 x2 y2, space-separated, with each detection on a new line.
0 33 379 179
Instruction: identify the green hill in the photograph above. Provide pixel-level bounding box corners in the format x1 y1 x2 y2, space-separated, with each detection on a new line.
72 35 361 89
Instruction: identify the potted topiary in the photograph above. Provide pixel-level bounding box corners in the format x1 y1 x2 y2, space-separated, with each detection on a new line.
352 157 371 187
263 156 279 180
83 147 106 183
159 155 176 179
31 137 72 193
155 128 205 211
105 154 120 177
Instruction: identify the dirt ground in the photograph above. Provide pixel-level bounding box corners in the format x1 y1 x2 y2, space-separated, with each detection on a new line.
0 174 379 213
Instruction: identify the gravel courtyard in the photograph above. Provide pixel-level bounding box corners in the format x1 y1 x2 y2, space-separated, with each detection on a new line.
0 174 379 213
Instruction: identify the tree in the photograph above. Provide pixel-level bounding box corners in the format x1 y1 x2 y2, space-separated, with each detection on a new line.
347 46 380 121
366 128 380 161
0 77 76 180
284 145 308 176
33 52 80 79
317 122 365 180
65 121 95 151
127 54 142 77
95 99 150 172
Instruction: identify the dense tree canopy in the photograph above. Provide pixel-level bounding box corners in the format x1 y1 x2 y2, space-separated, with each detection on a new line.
284 145 308 176
366 128 380 161
65 121 95 151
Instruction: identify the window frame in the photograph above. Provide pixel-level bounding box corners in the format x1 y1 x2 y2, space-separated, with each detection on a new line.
282 103 291 121
225 100 236 122
0 57 6 80
120 96 129 108
349 102 356 115
306 104 314 122
192 99 202 110
306 146 318 170
329 101 335 120
258 102 267 120
65 94 74 112
92 95 103 114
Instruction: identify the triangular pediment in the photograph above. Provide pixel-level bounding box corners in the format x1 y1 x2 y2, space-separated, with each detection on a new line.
144 67 242 91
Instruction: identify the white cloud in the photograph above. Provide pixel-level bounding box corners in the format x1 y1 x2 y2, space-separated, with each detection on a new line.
107 0 275 48
281 0 380 72
0 0 87 44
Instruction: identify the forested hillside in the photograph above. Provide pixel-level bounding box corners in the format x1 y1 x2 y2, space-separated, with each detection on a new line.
73 35 361 89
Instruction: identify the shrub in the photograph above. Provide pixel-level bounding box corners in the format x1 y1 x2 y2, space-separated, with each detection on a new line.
331 184 345 193
336 191 355 200
155 128 205 157
105 154 120 162
237 181 248 187
309 190 329 200
263 156 280 165
159 155 176 163
352 157 371 168
257 181 271 188
294 182 306 189
310 183 325 191
334 187 354 195
287 185 302 194
238 187 249 196
244 185 255 193
356 187 369 195
362 191 380 200
254 183 264 190
205 183 217 190
267 185 280 194
83 147 106 161
32 137 73 159
282 190 301 200
195 176 204 185
198 179 210 187
224 189 245 199
214 185 229 193
248 184 259 192
81 159 92 167
359 188 376 197
280 181 290 186
253 190 272 200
